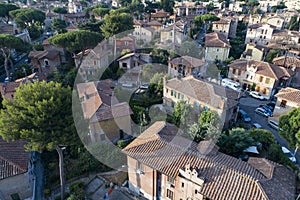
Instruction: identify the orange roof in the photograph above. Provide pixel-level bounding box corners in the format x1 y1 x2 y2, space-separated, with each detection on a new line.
205 32 231 48
123 122 295 200
275 87 300 105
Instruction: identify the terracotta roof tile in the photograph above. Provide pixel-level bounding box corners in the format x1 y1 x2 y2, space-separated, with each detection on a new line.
123 122 295 200
228 59 291 80
165 76 239 109
170 56 205 68
273 56 300 69
0 136 28 179
205 32 231 48
275 87 300 105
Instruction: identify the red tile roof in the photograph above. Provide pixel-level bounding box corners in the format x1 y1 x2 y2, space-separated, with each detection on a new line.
169 56 205 68
165 76 239 109
228 59 292 80
275 87 300 105
0 136 28 179
205 32 231 48
123 122 296 200
77 80 132 121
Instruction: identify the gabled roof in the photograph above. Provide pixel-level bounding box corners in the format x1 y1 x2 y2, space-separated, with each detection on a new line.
275 87 300 105
205 32 231 48
228 59 292 80
123 122 296 200
146 20 163 26
169 56 205 68
29 49 59 60
76 80 133 121
272 56 300 69
248 23 276 29
0 136 28 179
165 76 239 109
212 19 230 24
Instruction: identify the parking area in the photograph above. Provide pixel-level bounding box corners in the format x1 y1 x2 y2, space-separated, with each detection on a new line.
238 94 299 164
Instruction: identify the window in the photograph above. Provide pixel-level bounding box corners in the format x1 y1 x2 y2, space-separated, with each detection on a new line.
261 29 264 34
100 134 106 141
174 91 177 98
166 89 169 93
265 29 267 34
137 161 144 171
125 41 128 46
94 60 97 65
10 193 21 200
181 182 184 188
232 69 236 74
250 76 253 80
216 48 219 52
171 90 174 96
263 36 266 39
167 189 174 200
178 93 181 99
265 78 270 84
238 70 241 76
195 189 198 194
259 76 263 82
181 94 184 100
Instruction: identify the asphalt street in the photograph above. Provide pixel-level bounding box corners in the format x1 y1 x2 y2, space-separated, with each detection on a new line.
239 93 300 165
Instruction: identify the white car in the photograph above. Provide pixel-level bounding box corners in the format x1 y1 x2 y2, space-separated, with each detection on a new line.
249 91 268 100
252 123 262 129
282 147 296 163
255 107 269 117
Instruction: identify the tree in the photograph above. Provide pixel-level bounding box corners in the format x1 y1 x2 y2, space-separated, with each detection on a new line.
52 18 67 34
92 7 109 18
249 128 274 150
287 15 299 31
187 123 206 142
199 110 220 127
279 107 300 148
49 30 103 68
218 128 254 157
206 2 215 11
160 0 174 14
173 101 196 130
246 0 259 14
265 48 280 63
53 7 67 14
78 20 103 33
0 34 24 78
0 81 76 151
9 8 45 29
0 81 76 200
100 11 133 38
0 3 19 23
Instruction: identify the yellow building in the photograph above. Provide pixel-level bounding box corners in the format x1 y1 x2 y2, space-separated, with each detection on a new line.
163 76 239 128
228 59 294 98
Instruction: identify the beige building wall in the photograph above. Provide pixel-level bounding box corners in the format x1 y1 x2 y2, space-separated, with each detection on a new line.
0 173 33 200
127 156 157 200
205 47 230 61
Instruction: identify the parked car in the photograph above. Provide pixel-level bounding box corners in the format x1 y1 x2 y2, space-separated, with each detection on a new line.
258 105 273 116
268 120 281 131
255 107 269 117
282 147 296 163
249 91 268 100
266 102 276 109
139 84 149 89
252 123 262 129
239 109 251 122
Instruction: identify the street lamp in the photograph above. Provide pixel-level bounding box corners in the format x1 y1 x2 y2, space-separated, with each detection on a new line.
56 145 67 200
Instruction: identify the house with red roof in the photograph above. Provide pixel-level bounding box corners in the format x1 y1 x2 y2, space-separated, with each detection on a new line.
122 121 296 200
76 80 133 143
0 137 32 200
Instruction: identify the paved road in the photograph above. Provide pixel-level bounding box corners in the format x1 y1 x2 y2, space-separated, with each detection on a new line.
239 94 299 164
